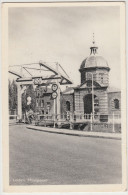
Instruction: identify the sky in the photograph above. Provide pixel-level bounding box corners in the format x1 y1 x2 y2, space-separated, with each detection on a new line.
9 5 121 89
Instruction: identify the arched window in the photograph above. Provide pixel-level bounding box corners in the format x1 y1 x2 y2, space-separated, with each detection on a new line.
114 99 119 109
66 101 70 111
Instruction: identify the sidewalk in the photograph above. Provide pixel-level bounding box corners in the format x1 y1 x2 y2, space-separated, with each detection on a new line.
27 125 121 140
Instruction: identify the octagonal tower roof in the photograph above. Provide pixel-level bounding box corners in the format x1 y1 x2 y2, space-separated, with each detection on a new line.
80 34 110 71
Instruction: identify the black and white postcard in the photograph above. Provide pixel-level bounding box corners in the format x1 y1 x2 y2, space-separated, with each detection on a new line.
2 1 127 193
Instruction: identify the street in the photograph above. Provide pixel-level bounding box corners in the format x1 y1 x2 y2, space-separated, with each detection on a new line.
9 124 122 185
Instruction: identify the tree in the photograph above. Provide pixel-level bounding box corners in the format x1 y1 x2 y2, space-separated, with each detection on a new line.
9 80 13 110
8 79 17 113
9 80 36 114
12 80 17 110
22 85 36 113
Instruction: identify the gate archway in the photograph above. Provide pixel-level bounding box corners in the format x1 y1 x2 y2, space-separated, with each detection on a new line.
83 94 98 114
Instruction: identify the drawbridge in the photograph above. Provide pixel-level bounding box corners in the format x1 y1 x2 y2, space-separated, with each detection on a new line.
9 61 73 123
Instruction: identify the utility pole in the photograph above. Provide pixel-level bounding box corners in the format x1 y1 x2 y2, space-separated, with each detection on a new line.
56 63 61 127
53 98 56 128
90 72 94 120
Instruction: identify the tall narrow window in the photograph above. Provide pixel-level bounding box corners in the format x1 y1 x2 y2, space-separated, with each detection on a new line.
41 99 44 107
42 110 44 114
66 101 70 111
47 102 51 107
46 102 51 114
114 99 119 109
37 90 40 97
36 99 39 107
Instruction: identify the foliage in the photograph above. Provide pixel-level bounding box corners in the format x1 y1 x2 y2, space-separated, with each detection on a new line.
8 80 17 112
22 85 36 113
8 80 36 113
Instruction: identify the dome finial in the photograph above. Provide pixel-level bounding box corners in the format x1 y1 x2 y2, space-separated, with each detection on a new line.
93 32 95 45
90 33 98 55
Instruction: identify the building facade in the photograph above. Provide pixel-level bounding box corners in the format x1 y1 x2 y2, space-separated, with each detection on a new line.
35 41 121 118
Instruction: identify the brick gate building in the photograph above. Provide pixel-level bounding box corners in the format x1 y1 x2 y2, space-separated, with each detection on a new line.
35 41 121 118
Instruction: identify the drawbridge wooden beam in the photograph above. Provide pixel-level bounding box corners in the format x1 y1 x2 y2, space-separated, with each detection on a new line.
39 61 73 85
9 70 22 78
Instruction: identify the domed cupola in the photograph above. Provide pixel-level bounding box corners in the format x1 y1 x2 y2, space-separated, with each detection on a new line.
79 34 110 87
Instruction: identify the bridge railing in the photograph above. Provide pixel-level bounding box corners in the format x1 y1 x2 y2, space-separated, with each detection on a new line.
35 113 121 123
